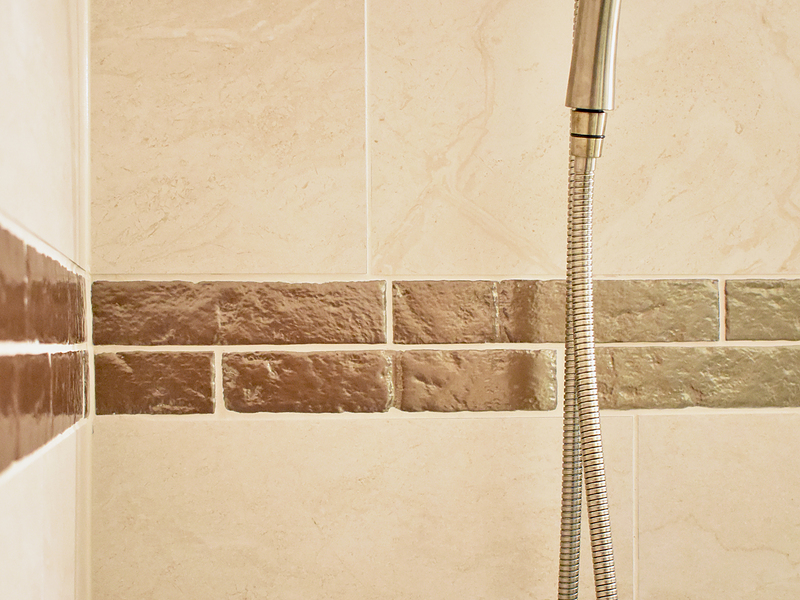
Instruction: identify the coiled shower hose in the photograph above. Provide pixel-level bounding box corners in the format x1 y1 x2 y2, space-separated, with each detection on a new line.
557 154 618 600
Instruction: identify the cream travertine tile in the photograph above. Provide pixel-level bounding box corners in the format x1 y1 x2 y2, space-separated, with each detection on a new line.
92 415 633 600
638 413 800 599
92 0 365 275
370 0 573 275
370 0 800 276
0 0 82 264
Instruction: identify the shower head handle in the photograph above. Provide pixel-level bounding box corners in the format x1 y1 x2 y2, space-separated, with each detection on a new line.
565 0 622 112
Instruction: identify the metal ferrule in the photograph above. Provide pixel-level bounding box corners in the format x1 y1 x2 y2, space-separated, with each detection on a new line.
569 110 607 158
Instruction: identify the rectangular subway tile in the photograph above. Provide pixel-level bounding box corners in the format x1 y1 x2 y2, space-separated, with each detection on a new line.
0 357 17 472
396 349 557 411
0 228 26 341
498 279 719 343
95 352 214 415
16 354 53 459
51 352 84 436
726 279 800 340
597 346 800 409
93 281 386 346
393 281 496 344
68 273 86 344
223 352 392 413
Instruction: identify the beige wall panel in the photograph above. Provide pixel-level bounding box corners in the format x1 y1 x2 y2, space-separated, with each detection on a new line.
370 0 800 276
638 413 800 599
92 415 633 600
92 0 366 275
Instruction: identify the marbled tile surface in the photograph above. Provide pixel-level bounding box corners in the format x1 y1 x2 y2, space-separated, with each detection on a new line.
370 0 800 276
92 0 365 274
92 416 634 600
0 0 83 263
638 414 800 599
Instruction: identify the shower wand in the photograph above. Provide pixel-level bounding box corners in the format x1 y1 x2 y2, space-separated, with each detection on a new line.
559 1 621 600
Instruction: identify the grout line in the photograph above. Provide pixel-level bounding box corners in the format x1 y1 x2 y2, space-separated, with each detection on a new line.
364 0 371 276
632 413 639 600
0 342 89 356
719 278 727 341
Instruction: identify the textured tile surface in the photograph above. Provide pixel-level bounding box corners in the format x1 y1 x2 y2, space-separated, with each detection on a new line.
0 0 83 263
91 416 634 600
499 279 719 343
51 352 84 436
0 228 26 341
224 352 391 413
393 281 496 344
93 280 386 345
397 350 556 411
597 346 800 409
638 414 800 599
0 357 17 473
726 280 800 340
92 0 365 274
95 352 214 415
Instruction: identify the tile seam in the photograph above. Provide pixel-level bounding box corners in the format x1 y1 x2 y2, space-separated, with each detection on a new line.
364 0 371 276
632 413 639 600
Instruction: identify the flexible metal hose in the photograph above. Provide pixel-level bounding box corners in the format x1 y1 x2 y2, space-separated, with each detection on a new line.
558 155 618 600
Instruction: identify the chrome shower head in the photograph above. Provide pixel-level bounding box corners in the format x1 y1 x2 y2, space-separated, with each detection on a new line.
566 0 622 112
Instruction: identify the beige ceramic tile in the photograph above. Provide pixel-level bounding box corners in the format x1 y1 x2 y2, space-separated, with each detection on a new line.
638 413 800 599
0 0 82 263
92 415 633 600
370 0 800 276
0 429 80 600
92 0 365 275
369 0 573 275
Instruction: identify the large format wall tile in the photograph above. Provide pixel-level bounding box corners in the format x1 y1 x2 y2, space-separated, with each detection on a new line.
638 414 800 599
92 416 634 600
0 0 82 263
92 0 365 274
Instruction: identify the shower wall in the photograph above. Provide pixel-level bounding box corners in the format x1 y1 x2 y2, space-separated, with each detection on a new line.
0 0 91 598
91 0 800 599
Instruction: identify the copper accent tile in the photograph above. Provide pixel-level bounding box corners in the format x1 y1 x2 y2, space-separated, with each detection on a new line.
393 281 496 344
16 354 53 458
95 352 214 415
223 352 391 413
92 281 218 346
0 356 18 472
93 280 386 346
726 280 800 340
597 346 800 409
215 281 386 345
498 279 719 343
0 228 26 341
51 352 83 436
396 350 557 411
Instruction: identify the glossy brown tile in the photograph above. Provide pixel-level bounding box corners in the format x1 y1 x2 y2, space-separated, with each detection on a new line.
396 350 557 411
16 353 53 458
93 281 386 345
726 280 800 340
51 352 84 436
498 279 719 343
393 280 496 344
69 273 86 343
223 352 392 413
597 346 800 409
0 228 26 341
0 356 18 473
95 352 214 415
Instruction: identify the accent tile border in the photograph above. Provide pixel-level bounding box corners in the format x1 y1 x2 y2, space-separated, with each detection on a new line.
0 225 88 474
92 278 800 415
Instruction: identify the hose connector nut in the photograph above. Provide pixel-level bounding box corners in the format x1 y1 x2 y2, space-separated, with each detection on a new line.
570 109 607 158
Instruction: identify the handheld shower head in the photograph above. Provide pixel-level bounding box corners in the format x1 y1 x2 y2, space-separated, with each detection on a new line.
566 0 622 112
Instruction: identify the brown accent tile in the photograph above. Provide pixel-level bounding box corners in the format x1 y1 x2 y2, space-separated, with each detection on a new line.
26 248 73 343
215 281 386 344
726 280 800 340
95 352 214 415
393 281 496 344
498 279 719 343
92 281 218 345
16 354 53 458
597 346 800 409
68 273 86 343
223 352 391 413
396 350 556 411
0 356 18 472
93 280 386 345
0 228 26 341
51 352 83 436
